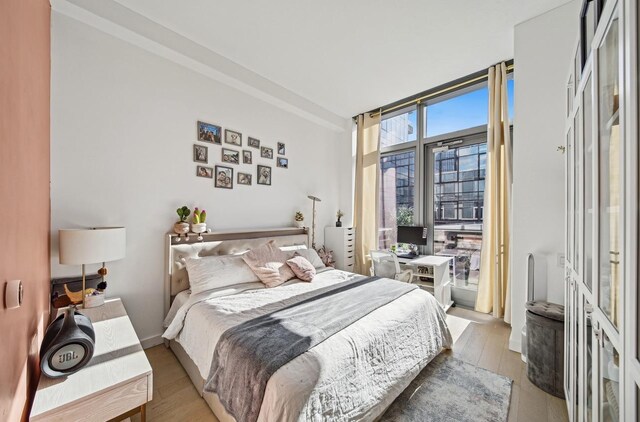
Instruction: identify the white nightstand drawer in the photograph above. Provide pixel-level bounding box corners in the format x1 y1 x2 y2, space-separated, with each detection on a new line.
33 375 150 422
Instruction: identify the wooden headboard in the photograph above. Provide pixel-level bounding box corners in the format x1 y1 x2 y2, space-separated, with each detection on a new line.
164 227 309 315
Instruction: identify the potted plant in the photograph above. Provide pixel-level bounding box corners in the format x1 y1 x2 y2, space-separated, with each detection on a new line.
174 206 191 234
191 208 208 233
336 210 344 227
294 211 304 228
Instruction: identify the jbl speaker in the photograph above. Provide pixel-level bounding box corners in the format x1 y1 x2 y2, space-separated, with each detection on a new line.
40 307 96 378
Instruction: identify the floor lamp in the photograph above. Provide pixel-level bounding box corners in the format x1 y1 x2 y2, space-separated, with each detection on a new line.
307 195 321 249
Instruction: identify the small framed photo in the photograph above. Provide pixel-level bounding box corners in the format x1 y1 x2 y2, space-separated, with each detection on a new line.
242 150 252 164
222 148 240 164
237 172 252 185
261 146 273 159
215 165 233 189
196 165 213 178
257 165 272 185
248 137 260 149
277 157 289 169
197 121 221 144
225 129 242 146
277 142 285 155
193 144 208 163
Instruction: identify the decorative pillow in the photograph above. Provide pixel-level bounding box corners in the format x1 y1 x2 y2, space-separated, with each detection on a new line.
292 249 326 269
286 256 316 282
185 255 260 295
280 244 308 252
242 241 296 288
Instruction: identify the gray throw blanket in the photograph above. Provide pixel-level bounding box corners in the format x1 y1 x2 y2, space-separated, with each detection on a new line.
204 276 418 422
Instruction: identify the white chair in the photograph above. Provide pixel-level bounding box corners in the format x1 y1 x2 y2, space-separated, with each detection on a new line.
370 250 413 283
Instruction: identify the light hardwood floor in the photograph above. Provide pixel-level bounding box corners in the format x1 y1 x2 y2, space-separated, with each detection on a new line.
132 307 569 422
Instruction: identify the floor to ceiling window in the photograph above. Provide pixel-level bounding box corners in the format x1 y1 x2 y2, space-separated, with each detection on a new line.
378 73 513 292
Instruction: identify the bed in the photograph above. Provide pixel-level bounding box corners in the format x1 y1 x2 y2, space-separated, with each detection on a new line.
162 228 452 422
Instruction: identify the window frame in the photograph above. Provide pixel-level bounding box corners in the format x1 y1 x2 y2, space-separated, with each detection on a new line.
377 72 514 253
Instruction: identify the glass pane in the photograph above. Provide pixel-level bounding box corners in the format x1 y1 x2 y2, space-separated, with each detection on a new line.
574 293 580 417
575 43 582 89
597 17 621 328
584 75 594 291
568 75 574 117
380 109 417 148
379 150 416 248
574 111 581 272
424 80 514 138
567 129 573 267
585 300 594 421
433 140 485 288
585 1 596 55
565 278 572 398
599 331 620 422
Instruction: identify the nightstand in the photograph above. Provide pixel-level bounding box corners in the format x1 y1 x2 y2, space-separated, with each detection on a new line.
31 298 153 421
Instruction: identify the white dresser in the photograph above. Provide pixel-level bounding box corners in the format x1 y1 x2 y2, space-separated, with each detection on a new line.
324 227 355 271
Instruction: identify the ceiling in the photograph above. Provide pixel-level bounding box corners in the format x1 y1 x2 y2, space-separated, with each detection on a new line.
62 0 574 122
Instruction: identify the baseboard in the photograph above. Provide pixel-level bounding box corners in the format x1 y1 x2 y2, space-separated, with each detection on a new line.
140 334 164 349
508 336 522 353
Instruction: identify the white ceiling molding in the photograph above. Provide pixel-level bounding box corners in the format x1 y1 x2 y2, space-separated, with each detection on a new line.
51 0 348 132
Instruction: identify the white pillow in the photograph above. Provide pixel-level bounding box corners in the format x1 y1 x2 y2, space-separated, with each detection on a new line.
185 255 260 295
280 244 308 252
292 248 326 269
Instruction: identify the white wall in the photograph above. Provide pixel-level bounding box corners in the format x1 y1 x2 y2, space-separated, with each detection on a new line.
50 13 351 345
510 0 580 352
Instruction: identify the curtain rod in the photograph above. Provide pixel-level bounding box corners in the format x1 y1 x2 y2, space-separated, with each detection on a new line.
366 63 514 118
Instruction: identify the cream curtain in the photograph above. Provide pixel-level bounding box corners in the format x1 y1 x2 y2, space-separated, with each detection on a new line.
475 62 512 323
354 113 381 275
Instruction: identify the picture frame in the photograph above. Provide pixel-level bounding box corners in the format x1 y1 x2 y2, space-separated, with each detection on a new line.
242 150 252 164
276 157 289 169
277 142 285 155
222 148 240 164
215 165 233 189
225 129 242 146
196 165 213 178
197 121 222 144
261 146 273 159
257 165 272 185
248 137 260 149
237 172 252 185
193 144 208 163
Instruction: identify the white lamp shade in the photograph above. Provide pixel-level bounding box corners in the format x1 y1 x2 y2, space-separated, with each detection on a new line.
59 227 126 265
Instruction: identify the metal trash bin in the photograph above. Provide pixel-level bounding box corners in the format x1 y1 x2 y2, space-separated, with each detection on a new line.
525 300 565 398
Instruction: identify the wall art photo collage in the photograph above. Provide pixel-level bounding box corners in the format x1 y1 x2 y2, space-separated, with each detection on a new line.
194 120 289 189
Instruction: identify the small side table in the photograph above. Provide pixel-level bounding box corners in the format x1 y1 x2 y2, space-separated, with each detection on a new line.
31 298 153 421
402 255 454 311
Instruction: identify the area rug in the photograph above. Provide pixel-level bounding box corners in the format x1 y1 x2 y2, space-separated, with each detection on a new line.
382 353 512 422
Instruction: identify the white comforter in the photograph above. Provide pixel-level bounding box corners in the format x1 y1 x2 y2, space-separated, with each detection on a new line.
163 269 452 422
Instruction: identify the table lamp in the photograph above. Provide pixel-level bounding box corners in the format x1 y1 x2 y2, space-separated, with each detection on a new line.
59 227 126 308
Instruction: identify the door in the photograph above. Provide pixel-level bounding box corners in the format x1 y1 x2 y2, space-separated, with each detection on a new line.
425 133 486 295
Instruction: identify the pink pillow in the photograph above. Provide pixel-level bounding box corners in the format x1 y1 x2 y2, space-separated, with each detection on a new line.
242 241 295 288
286 256 316 282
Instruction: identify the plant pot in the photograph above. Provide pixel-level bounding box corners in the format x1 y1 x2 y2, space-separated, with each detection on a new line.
174 222 190 235
191 222 207 234
294 220 304 228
